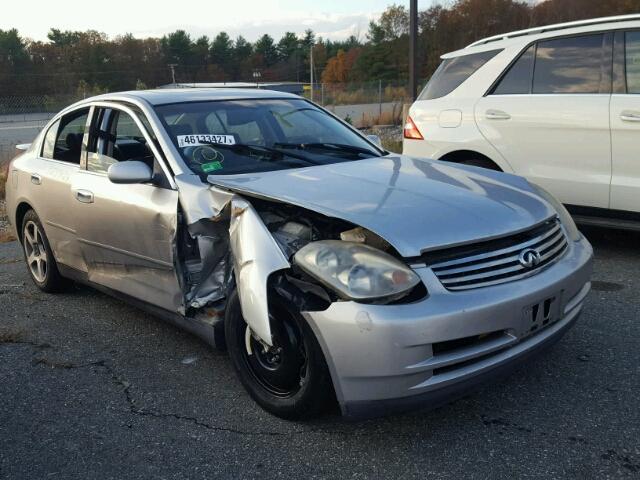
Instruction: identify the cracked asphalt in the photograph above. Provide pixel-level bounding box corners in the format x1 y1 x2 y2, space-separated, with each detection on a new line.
1 226 639 479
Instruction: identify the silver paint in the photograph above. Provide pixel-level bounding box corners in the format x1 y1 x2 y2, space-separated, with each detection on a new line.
208 155 557 257
228 197 290 346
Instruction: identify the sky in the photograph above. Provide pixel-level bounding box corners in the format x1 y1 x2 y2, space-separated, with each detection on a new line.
1 0 432 42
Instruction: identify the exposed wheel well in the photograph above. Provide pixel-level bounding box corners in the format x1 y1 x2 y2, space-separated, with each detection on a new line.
14 202 33 243
440 150 502 171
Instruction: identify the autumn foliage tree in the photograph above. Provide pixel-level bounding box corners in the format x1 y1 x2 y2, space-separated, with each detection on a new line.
1 0 640 96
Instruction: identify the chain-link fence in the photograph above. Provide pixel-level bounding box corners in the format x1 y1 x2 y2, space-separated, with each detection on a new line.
0 81 412 163
0 94 85 163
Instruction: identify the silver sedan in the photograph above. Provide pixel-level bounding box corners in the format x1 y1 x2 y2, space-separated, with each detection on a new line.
4 89 593 419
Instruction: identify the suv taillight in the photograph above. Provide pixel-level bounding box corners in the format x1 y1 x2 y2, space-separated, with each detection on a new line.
403 115 423 140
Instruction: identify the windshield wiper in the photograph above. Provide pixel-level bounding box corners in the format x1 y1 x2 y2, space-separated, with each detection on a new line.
207 143 319 164
273 142 379 157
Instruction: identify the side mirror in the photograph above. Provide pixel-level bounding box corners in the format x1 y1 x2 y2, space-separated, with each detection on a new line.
366 134 383 148
107 161 153 184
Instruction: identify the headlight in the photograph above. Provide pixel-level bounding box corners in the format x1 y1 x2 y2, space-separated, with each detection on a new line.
294 240 421 301
529 182 581 241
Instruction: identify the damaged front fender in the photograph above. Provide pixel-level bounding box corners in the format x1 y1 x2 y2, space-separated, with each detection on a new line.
175 174 290 346
229 198 290 346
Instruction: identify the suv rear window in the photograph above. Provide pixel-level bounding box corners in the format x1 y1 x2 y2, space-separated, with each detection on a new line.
491 45 535 95
491 33 610 95
625 31 640 93
419 49 501 100
533 34 606 94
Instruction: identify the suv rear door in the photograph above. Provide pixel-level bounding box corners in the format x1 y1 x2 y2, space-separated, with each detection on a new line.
610 30 640 212
475 33 613 208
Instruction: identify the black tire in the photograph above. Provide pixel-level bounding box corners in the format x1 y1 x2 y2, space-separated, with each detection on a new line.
459 158 501 171
20 209 68 292
225 289 334 420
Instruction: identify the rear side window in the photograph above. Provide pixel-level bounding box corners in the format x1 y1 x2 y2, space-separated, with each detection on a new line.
625 31 640 93
533 34 606 94
491 45 534 95
41 119 60 159
43 108 90 164
419 49 501 100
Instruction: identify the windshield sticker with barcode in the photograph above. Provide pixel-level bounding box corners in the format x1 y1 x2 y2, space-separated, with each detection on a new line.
177 134 236 148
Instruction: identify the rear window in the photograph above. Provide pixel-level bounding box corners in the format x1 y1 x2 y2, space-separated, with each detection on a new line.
625 31 640 93
491 45 535 95
419 49 501 100
533 34 606 94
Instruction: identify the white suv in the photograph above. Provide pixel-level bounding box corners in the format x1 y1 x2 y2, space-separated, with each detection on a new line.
403 14 640 229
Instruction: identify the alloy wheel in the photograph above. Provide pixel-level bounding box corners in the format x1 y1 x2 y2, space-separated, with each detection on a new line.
23 220 48 283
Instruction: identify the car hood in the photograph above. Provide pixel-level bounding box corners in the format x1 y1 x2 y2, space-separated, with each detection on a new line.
207 155 555 258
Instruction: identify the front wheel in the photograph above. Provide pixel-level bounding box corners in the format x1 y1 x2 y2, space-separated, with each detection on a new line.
225 290 334 419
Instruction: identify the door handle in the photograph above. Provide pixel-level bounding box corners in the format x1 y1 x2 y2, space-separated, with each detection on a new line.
485 109 511 120
620 110 640 122
75 189 94 204
30 173 41 185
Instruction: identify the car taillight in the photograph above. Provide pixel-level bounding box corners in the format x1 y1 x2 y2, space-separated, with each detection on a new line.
403 115 423 140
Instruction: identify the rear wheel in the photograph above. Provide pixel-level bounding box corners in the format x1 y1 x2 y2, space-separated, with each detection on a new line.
458 157 501 171
21 210 67 292
225 290 333 420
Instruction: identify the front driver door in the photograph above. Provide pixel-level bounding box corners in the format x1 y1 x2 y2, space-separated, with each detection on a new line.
70 104 184 312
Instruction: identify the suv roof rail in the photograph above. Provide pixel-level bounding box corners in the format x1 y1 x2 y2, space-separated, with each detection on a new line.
466 14 640 48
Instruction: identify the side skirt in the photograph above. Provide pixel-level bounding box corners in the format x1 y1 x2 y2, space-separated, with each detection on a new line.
57 264 221 348
566 205 640 232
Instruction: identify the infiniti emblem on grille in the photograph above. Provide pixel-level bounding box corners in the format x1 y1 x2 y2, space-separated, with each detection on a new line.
518 248 542 268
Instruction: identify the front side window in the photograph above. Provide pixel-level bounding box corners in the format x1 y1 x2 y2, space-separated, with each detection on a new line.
533 34 606 94
491 45 535 95
155 98 382 177
43 108 89 164
87 109 155 174
625 31 640 93
419 49 502 100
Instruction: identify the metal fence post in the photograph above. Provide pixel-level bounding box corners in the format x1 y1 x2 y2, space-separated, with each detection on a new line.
378 80 382 118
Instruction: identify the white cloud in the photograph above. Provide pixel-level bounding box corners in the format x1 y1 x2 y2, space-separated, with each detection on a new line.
132 12 378 42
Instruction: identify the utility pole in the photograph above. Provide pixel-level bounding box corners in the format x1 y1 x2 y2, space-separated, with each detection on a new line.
168 64 177 85
310 45 314 102
409 0 418 101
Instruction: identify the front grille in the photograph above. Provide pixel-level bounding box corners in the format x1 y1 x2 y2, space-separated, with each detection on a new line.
426 218 568 291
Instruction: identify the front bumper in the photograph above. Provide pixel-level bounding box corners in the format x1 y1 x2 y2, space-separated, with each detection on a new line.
303 236 593 419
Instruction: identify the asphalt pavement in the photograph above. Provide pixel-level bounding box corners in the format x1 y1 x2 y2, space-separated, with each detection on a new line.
0 226 638 479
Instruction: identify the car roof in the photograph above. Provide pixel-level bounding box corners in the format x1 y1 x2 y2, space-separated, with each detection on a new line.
83 88 300 106
442 14 640 59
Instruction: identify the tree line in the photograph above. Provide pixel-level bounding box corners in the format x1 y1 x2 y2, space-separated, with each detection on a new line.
1 0 640 96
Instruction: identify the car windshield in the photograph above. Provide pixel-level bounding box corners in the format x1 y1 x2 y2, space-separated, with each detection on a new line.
154 98 383 177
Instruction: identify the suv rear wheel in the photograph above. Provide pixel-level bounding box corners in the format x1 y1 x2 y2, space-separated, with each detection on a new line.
459 157 501 170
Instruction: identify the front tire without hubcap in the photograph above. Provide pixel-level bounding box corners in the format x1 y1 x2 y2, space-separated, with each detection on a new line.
225 290 334 419
21 210 67 292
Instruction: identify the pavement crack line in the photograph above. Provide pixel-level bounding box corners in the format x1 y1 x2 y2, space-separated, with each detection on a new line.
7 337 427 438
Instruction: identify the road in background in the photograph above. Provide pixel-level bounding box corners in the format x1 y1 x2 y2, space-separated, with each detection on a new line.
0 114 53 161
0 101 404 162
0 226 638 479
